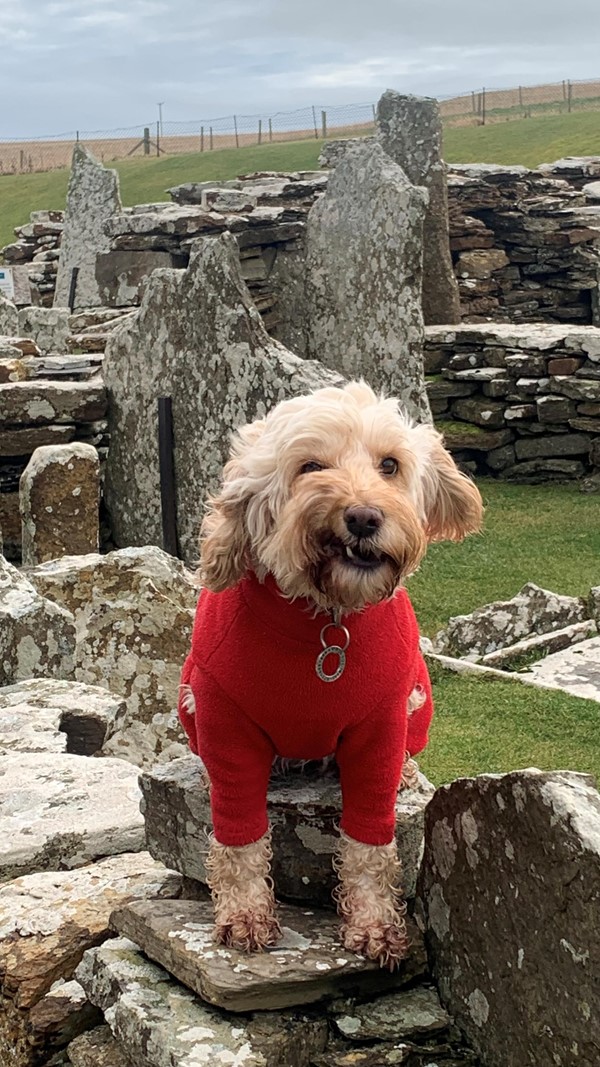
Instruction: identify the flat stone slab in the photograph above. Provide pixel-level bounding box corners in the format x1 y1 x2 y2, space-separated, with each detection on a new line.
522 635 600 700
140 756 434 903
0 752 145 882
77 937 329 1067
333 985 450 1041
0 678 123 755
110 899 427 1012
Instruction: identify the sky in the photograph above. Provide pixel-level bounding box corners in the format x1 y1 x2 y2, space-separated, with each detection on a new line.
2 0 600 139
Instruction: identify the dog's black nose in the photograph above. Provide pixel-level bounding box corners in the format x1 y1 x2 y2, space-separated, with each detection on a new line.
344 506 383 540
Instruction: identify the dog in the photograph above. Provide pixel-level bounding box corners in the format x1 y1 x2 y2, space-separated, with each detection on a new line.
178 381 483 969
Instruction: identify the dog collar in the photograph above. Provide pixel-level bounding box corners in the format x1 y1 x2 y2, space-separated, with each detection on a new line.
315 609 351 683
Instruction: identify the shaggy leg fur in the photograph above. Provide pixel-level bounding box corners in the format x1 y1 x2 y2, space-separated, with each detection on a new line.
399 755 420 791
205 830 282 951
333 832 409 970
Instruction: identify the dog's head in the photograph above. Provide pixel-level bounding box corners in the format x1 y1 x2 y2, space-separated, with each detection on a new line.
200 381 483 612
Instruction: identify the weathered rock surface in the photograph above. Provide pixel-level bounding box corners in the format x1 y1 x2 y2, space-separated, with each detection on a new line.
20 443 100 566
140 757 434 902
522 634 600 701
0 752 145 882
110 899 426 1012
0 678 122 755
418 769 600 1067
54 145 122 310
0 557 75 685
434 582 588 659
18 307 70 355
68 1025 132 1067
77 937 329 1067
377 91 461 326
0 853 180 1066
104 232 340 562
95 249 186 307
332 985 450 1041
27 547 196 765
0 294 19 334
0 378 106 426
479 618 597 670
305 142 430 422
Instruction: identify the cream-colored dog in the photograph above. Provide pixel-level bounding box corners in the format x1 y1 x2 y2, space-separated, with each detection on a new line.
179 381 482 968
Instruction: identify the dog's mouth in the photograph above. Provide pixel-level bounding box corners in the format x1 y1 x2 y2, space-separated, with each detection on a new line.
322 537 392 572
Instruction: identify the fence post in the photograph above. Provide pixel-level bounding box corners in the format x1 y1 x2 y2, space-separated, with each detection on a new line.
471 91 476 114
562 79 567 101
268 117 273 142
76 130 80 142
233 115 239 148
321 110 327 139
200 126 204 152
258 119 262 145
567 80 572 113
209 126 213 150
312 106 318 139
156 121 160 157
20 149 25 172
481 87 486 126
518 85 523 110
143 127 150 155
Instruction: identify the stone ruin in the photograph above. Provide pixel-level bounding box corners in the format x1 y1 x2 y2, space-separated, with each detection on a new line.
0 90 599 1066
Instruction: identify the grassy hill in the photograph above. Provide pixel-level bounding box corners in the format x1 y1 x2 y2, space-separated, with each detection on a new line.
2 110 600 249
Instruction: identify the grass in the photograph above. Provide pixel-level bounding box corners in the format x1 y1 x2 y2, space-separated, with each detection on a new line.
406 479 600 637
3 108 600 247
419 660 600 786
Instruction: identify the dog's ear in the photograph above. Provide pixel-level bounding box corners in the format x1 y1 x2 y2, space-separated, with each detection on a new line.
409 423 483 542
199 420 267 591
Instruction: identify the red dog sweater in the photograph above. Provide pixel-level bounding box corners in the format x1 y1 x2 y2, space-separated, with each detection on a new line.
178 573 433 848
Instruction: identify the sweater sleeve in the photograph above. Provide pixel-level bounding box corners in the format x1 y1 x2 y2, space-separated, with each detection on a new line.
335 700 407 847
179 661 275 847
406 649 434 757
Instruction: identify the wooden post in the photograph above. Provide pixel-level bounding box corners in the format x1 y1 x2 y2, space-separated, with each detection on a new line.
20 149 25 172
200 126 204 152
143 127 150 155
158 397 180 559
567 80 572 113
562 79 567 101
269 117 273 142
156 121 160 157
481 87 486 126
209 126 213 150
321 110 327 139
68 267 79 312
312 106 318 139
258 119 262 145
471 91 476 114
518 85 523 109
233 115 239 148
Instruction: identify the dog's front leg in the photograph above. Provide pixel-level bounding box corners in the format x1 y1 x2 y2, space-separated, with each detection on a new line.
206 830 282 951
333 832 408 970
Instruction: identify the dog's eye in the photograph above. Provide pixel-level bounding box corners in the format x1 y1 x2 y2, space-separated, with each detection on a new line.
380 457 399 476
299 461 324 475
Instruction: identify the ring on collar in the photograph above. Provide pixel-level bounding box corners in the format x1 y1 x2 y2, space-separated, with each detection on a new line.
315 615 351 683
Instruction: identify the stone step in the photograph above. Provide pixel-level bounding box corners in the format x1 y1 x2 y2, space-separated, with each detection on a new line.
0 377 106 426
110 899 427 1012
140 756 434 905
76 937 329 1067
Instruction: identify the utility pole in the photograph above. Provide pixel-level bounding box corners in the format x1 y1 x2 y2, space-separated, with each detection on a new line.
157 101 165 137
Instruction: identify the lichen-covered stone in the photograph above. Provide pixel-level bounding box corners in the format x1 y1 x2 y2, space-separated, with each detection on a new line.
140 757 434 902
0 294 19 334
0 557 75 685
20 443 100 566
377 91 460 326
54 146 122 310
0 677 123 755
521 635 600 701
0 752 145 882
0 378 106 427
111 899 426 1012
78 937 329 1067
0 356 29 382
433 582 588 659
332 985 450 1041
17 307 70 355
68 1025 132 1067
104 231 339 562
28 547 197 766
418 769 600 1067
305 142 431 422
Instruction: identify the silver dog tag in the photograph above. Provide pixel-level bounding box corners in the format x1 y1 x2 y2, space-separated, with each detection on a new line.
315 615 350 682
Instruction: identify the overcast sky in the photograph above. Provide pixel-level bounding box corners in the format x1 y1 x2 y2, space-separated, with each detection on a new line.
2 0 600 138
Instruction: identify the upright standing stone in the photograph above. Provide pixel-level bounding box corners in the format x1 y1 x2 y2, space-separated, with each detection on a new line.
104 232 341 563
377 91 461 326
0 294 18 335
418 769 600 1067
17 306 70 355
54 145 122 311
20 443 100 566
305 142 431 422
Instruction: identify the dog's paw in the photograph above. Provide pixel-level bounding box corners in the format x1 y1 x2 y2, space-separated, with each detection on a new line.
341 918 410 970
214 911 282 953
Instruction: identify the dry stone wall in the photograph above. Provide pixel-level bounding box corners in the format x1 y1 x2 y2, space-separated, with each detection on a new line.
424 322 600 482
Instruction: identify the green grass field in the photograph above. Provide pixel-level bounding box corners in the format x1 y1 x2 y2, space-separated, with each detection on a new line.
2 109 600 249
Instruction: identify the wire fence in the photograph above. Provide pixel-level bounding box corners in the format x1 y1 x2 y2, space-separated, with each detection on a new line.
2 78 600 176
